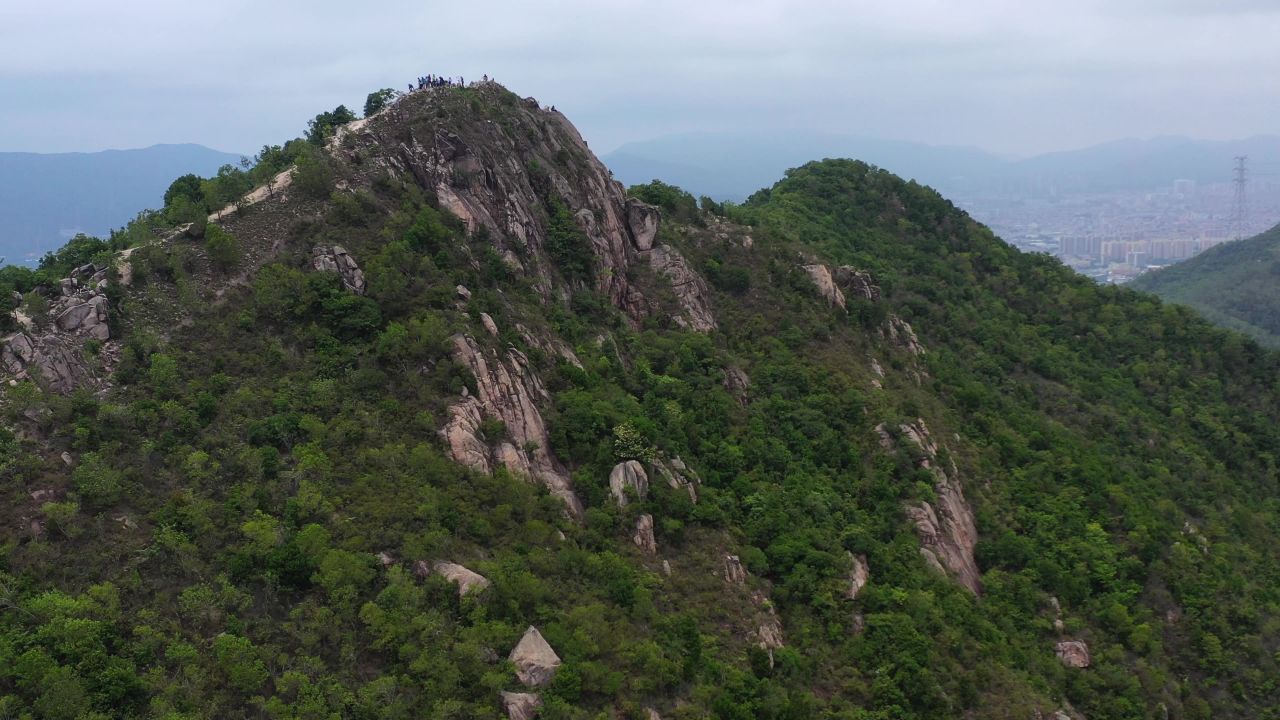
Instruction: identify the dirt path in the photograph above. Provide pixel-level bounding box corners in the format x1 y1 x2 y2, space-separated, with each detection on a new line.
209 167 294 222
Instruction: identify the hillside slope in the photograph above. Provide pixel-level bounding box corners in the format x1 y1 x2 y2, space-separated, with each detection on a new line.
0 83 1278 720
1131 223 1280 347
0 144 242 263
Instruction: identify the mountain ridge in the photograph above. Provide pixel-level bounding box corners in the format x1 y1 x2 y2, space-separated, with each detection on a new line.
1130 221 1280 347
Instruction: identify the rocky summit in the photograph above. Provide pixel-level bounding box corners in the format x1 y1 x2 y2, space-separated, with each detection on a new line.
0 81 1278 720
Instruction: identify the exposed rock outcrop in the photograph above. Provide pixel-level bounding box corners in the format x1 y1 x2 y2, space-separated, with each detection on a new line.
1055 640 1091 668
311 245 366 294
415 560 490 596
55 295 109 340
348 85 713 332
2 332 102 394
443 336 582 516
633 514 657 554
847 553 870 600
724 554 748 585
509 626 562 687
653 455 700 502
643 245 717 332
514 323 582 368
835 266 881 301
801 264 846 309
3 266 119 394
884 315 925 356
755 600 786 667
500 691 542 720
723 366 751 406
609 460 649 507
626 198 660 251
877 419 981 594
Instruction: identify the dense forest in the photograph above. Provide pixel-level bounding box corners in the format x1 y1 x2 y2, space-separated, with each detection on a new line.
0 83 1278 720
1132 222 1280 347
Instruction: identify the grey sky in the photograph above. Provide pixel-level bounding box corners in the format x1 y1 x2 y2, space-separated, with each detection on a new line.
2 0 1277 157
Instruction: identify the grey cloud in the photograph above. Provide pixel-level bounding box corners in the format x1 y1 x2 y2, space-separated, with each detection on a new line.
0 0 1276 157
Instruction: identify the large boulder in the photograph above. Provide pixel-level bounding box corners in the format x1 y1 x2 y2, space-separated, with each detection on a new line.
1055 640 1091 668
633 514 657 554
625 198 660 251
54 295 109 340
609 460 649 507
801 264 846 310
500 691 542 720
847 553 870 600
312 245 366 294
509 626 562 687
415 560 490 596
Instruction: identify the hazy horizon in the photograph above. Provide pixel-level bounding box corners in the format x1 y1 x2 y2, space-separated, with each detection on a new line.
3 0 1278 159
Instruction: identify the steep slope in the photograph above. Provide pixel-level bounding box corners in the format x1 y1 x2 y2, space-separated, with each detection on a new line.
0 144 243 262
0 84 1278 720
1131 222 1280 347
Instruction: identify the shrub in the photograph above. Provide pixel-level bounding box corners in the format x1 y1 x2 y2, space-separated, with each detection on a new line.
204 225 239 273
292 146 335 199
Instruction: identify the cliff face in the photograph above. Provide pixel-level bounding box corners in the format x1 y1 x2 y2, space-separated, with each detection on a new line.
878 418 982 594
338 84 714 331
442 334 583 516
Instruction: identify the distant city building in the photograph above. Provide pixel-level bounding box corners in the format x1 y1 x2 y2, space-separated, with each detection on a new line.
1173 179 1196 197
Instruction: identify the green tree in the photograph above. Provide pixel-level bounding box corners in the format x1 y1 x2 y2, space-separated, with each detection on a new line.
364 88 397 117
306 105 358 145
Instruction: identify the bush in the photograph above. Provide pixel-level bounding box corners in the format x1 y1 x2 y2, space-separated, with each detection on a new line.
72 453 124 508
292 147 335 200
204 225 239 273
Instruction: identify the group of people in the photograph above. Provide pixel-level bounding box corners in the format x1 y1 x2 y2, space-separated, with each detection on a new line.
408 73 497 93
407 73 463 90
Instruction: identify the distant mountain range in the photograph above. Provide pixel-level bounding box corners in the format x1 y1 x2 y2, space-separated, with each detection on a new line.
604 132 1280 200
0 144 242 264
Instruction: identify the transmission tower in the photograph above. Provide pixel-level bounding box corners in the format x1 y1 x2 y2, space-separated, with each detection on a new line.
1230 155 1248 240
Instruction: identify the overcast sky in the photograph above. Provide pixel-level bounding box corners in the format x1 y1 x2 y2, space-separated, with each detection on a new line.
2 0 1277 157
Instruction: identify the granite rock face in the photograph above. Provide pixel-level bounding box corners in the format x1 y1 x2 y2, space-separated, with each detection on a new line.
847 553 870 600
653 455 700 502
877 418 981 594
633 514 657 554
1055 640 1091 668
441 335 583 517
346 85 714 331
835 266 882 301
1 262 121 394
801 264 846 310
